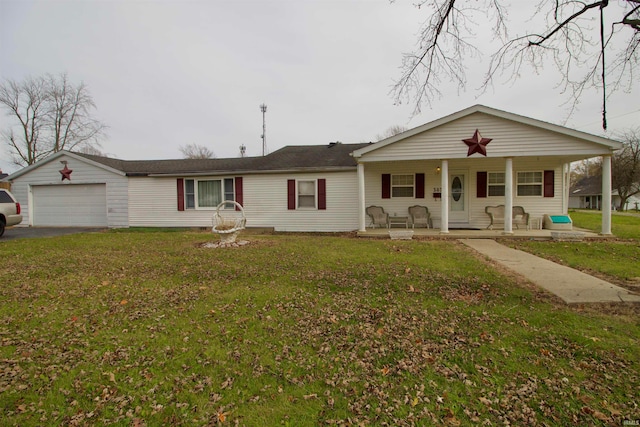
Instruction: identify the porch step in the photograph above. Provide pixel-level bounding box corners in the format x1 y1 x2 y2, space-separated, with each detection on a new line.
389 230 414 240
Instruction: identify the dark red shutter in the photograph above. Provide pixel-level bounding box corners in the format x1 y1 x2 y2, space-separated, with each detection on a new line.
415 173 425 198
544 170 554 197
177 178 185 211
318 179 326 210
287 179 296 210
477 172 487 198
382 174 391 199
234 177 243 210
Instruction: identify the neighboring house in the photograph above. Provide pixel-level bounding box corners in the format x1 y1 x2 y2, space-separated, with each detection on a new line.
570 175 640 210
5 105 624 233
569 176 604 209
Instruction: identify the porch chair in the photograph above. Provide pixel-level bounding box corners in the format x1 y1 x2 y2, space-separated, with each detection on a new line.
408 205 431 229
366 205 389 229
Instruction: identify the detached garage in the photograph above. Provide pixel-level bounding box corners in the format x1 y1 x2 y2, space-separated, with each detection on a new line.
6 151 129 228
32 184 108 226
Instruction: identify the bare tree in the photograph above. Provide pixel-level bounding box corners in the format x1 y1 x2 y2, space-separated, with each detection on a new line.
392 1 639 128
571 157 603 185
612 127 640 210
48 73 105 153
0 77 49 165
375 124 409 141
179 143 215 159
0 73 105 166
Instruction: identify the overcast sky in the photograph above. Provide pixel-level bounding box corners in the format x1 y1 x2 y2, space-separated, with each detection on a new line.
1 0 638 174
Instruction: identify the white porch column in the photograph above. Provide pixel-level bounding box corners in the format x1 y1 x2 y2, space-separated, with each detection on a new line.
357 163 366 232
440 160 449 234
563 163 570 213
601 155 612 235
504 157 513 234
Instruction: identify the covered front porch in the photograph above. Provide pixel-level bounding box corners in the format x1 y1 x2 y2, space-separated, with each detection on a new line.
356 226 603 240
350 105 623 237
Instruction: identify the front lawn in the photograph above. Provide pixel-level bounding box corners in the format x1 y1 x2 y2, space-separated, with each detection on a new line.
1 231 638 426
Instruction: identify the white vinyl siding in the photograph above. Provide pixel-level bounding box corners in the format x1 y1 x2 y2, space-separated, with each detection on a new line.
129 171 359 232
357 111 615 162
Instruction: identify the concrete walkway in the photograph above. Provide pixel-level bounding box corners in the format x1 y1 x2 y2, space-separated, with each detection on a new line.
460 239 640 304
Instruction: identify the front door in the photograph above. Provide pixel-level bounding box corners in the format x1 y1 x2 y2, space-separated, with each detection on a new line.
449 172 468 224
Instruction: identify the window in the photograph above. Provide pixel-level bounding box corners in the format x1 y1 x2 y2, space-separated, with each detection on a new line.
297 180 316 208
185 178 234 209
488 172 505 196
288 179 326 210
391 174 414 197
517 171 543 196
185 179 195 209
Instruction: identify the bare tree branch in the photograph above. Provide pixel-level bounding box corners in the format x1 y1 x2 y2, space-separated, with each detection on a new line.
179 143 215 159
393 0 639 123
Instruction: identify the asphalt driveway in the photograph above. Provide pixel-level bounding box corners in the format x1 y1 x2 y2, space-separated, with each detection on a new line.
1 227 106 241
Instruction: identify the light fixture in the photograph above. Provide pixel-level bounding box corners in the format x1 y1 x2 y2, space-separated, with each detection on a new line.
436 166 441 175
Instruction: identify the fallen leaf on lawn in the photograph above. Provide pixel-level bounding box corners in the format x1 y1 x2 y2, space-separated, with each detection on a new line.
303 393 318 400
581 406 594 415
479 397 492 406
381 367 390 376
221 377 233 389
593 411 609 421
120 300 128 305
217 411 228 422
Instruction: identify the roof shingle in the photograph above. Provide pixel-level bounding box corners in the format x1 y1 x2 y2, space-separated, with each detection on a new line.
75 142 371 176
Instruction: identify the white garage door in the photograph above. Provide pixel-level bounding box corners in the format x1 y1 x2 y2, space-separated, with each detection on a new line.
33 184 108 226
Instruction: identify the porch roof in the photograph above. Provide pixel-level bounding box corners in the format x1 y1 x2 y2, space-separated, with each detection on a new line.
352 105 623 163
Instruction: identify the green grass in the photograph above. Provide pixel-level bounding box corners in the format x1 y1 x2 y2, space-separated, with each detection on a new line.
507 211 640 282
1 231 638 426
570 210 640 240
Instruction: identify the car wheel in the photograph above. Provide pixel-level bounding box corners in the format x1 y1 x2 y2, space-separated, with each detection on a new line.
0 221 5 237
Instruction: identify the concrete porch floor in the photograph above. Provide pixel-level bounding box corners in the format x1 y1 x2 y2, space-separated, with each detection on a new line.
356 227 604 240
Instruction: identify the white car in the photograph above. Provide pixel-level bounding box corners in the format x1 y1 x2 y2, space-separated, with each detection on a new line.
0 188 22 237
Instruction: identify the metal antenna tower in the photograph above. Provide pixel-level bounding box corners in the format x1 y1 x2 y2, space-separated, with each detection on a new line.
260 103 267 156
239 144 246 158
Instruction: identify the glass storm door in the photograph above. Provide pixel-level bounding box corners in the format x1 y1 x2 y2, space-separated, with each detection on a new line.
449 172 468 223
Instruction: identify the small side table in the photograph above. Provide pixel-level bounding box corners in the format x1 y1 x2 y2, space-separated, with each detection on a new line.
528 217 542 230
389 216 409 229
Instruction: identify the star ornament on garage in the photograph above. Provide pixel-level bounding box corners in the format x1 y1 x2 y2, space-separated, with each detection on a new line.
59 164 73 181
463 129 492 157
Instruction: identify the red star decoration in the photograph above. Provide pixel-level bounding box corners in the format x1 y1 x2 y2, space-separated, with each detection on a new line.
59 165 73 181
463 129 492 157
